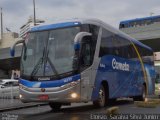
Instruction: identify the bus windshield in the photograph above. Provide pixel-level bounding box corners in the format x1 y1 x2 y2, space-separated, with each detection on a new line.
21 26 80 79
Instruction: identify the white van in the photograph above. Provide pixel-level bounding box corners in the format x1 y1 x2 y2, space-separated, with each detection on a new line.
0 79 19 98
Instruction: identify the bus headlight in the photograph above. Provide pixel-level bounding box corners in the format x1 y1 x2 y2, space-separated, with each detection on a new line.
71 92 78 99
19 94 23 99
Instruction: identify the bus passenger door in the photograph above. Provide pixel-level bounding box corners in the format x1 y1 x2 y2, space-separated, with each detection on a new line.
80 37 93 101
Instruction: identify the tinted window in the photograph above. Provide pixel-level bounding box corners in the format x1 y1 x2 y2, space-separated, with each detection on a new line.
99 28 141 59
79 24 99 71
99 29 113 57
80 39 92 66
135 45 153 65
89 24 99 61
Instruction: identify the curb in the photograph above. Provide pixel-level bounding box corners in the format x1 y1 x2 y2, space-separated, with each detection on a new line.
0 103 48 112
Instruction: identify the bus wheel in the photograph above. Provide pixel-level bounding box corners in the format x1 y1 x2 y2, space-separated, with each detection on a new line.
93 85 107 107
141 85 147 101
133 85 146 101
49 103 62 111
109 98 117 104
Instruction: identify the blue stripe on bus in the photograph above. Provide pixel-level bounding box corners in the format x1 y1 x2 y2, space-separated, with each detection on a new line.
19 74 80 88
31 22 81 32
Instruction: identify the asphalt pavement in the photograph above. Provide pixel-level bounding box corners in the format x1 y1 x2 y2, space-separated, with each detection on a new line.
1 98 160 120
0 99 47 112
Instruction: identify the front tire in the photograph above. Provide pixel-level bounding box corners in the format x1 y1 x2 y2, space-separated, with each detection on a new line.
49 103 62 111
93 85 107 107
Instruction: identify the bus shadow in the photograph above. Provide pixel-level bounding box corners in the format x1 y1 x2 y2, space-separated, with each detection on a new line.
22 99 134 120
51 98 134 113
108 98 134 107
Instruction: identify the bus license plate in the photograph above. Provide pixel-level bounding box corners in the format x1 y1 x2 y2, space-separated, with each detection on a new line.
39 95 49 100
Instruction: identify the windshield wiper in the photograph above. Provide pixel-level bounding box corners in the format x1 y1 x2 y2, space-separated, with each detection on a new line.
45 50 60 79
30 48 46 77
30 49 60 79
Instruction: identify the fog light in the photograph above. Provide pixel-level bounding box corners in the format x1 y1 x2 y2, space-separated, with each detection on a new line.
145 98 148 102
71 93 78 98
19 94 23 99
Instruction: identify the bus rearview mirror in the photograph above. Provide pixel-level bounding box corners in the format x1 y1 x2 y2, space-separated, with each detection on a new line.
10 48 15 57
74 32 92 50
10 39 25 57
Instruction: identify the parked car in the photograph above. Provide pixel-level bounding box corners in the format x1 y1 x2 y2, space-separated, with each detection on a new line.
0 79 19 98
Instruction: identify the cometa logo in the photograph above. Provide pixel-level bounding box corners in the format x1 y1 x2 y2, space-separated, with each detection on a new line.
112 58 129 71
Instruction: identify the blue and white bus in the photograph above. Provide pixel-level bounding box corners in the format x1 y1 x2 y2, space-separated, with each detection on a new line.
11 18 155 110
119 15 160 28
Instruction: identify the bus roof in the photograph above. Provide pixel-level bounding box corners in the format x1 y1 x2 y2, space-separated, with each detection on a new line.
31 21 81 32
120 15 160 24
30 18 152 51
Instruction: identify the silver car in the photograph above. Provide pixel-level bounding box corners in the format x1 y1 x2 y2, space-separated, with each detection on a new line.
0 79 19 99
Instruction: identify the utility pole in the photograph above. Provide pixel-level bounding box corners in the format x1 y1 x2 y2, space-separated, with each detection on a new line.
0 7 3 41
150 12 154 16
33 0 36 26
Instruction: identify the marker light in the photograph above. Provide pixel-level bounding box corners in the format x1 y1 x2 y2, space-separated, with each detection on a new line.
71 93 78 99
74 22 79 25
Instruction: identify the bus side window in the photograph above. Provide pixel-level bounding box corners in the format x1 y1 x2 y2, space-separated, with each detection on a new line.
99 28 113 57
112 36 120 56
89 25 99 63
80 37 92 70
117 36 132 58
82 44 91 65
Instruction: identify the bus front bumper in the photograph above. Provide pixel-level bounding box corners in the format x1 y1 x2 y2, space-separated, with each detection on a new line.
19 81 81 103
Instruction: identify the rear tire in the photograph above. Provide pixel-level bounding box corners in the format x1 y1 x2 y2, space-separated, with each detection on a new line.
109 98 117 104
133 85 146 101
93 85 107 107
49 103 62 111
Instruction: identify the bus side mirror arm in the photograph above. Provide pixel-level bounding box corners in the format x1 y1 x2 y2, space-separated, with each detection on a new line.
10 39 25 57
74 32 92 50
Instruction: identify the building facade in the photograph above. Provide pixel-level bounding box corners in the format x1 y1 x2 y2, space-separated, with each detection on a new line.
20 17 45 38
0 32 21 79
0 17 45 79
0 32 19 48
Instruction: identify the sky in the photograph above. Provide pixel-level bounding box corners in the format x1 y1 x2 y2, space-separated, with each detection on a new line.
1 0 160 33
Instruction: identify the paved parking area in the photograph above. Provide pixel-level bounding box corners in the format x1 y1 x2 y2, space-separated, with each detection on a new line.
0 99 46 111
